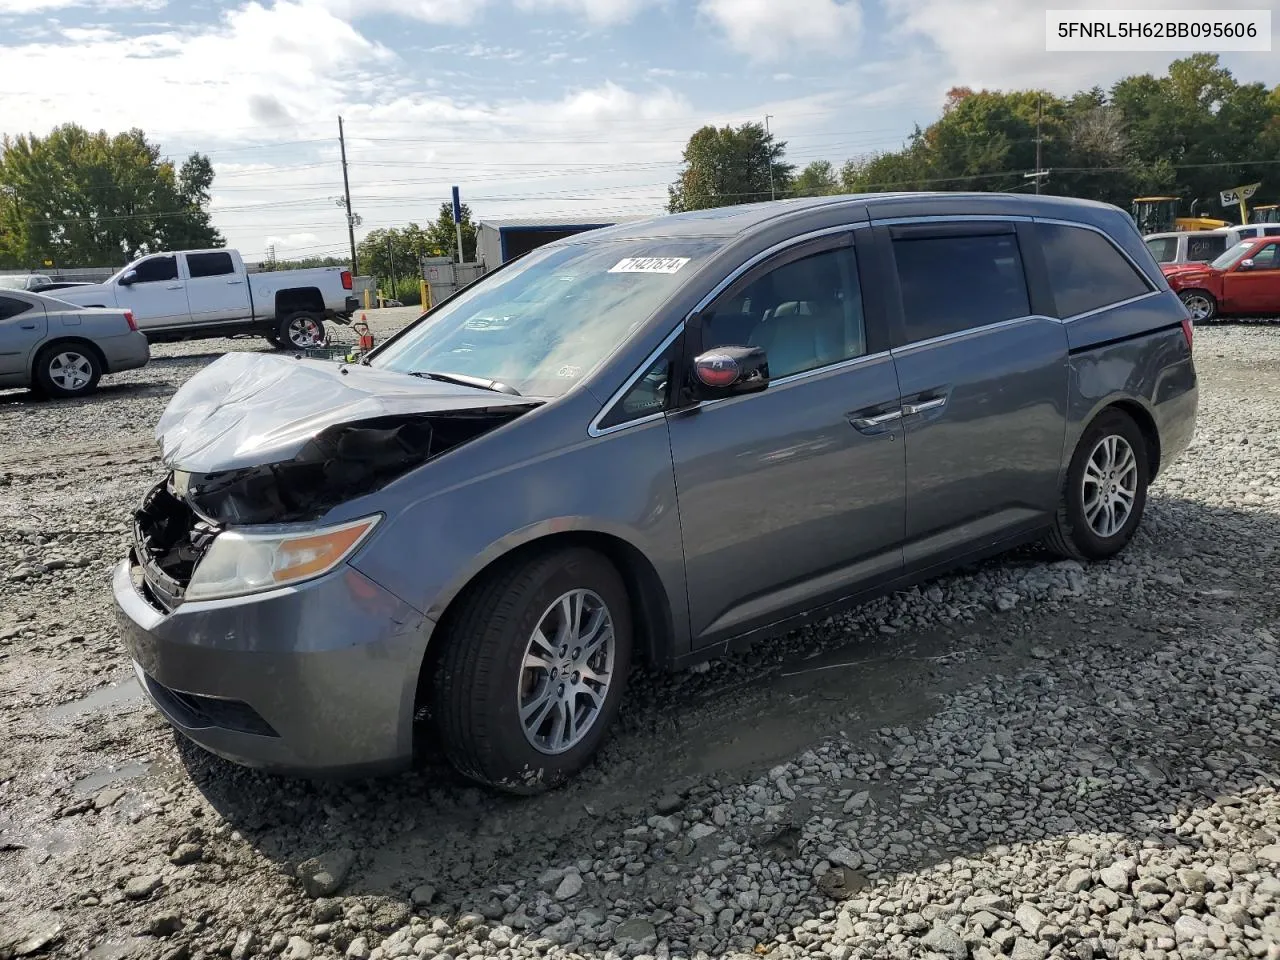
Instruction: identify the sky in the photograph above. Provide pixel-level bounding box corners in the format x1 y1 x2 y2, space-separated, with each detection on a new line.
1 0 1278 265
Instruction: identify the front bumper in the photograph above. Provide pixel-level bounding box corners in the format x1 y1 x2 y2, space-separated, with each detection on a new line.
112 555 430 776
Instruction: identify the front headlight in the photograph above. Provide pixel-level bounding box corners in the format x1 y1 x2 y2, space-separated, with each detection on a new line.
184 515 381 602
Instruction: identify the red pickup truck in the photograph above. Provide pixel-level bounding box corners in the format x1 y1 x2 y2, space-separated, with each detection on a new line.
1162 236 1280 321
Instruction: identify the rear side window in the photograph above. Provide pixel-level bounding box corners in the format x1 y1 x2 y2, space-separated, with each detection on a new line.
1145 237 1178 263
0 296 33 320
187 252 235 278
892 233 1031 344
1039 223 1152 318
1187 235 1227 261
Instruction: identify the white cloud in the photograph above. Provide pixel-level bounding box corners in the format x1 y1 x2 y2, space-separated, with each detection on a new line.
0 0 160 11
314 0 482 24
0 2 390 139
513 0 655 26
698 0 861 61
881 0 1280 95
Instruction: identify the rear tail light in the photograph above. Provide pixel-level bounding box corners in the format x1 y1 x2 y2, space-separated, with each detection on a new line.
124 310 138 332
341 270 352 290
1181 317 1193 351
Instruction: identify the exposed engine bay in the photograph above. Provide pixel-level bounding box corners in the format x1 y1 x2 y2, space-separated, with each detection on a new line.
134 352 544 603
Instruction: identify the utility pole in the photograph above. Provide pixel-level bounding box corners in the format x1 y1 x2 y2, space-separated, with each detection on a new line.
338 116 358 275
764 115 777 201
387 233 396 298
1034 94 1043 195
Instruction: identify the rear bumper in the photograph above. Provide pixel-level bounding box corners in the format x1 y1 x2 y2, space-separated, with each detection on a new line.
112 556 431 776
100 331 150 374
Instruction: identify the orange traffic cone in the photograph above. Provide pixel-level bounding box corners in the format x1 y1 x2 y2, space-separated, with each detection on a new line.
355 313 374 352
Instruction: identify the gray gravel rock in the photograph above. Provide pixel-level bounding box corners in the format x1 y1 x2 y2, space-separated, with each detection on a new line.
921 922 968 958
123 875 162 901
296 849 356 898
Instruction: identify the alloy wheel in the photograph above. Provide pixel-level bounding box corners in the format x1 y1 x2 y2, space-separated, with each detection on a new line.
1081 434 1139 538
518 588 616 755
287 316 325 348
1181 293 1213 322
48 352 94 392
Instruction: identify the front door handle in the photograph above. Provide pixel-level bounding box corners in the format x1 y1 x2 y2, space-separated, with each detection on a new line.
166 284 183 290
902 396 947 416
849 408 902 431
227 279 244 285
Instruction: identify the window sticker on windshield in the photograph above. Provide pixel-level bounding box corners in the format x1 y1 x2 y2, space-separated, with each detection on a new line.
609 257 690 274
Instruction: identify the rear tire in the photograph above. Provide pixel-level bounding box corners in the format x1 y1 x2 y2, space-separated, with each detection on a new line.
432 547 633 794
1179 289 1217 322
1046 409 1150 561
278 312 327 350
33 343 102 398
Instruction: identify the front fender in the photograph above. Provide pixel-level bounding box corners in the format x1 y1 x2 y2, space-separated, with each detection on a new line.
347 416 690 660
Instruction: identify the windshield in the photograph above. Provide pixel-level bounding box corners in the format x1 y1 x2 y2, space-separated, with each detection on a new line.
0 275 31 289
371 238 722 397
1210 241 1255 271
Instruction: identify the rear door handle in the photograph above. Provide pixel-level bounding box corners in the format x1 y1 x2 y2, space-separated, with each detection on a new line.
902 397 947 416
20 322 37 329
849 408 902 432
166 284 183 290
227 280 244 285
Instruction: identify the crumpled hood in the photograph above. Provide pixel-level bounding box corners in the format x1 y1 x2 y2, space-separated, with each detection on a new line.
1161 263 1215 279
156 352 537 473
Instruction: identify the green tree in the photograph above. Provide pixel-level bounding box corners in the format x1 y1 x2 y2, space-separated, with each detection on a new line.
423 201 477 262
668 122 794 212
0 124 222 268
791 56 1280 222
791 160 840 197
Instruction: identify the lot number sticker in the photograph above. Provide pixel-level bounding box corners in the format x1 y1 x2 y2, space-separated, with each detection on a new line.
609 257 690 274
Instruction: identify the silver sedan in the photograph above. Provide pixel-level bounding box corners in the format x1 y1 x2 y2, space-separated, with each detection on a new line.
0 289 150 398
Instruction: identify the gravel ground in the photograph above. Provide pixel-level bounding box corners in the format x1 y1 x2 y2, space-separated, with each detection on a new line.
1 311 1278 960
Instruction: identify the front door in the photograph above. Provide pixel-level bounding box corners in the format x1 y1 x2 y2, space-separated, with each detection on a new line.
1223 240 1280 315
0 295 47 380
118 254 190 328
881 220 1070 568
666 232 906 644
182 251 248 323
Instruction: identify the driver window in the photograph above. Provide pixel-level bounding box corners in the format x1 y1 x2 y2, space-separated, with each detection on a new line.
699 246 867 380
130 256 178 284
1250 244 1280 269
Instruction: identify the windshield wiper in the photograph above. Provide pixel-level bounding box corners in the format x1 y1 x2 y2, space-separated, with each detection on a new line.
408 370 522 396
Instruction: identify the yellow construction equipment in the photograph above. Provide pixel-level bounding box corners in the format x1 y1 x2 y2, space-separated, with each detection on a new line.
1250 204 1279 225
1131 197 1230 234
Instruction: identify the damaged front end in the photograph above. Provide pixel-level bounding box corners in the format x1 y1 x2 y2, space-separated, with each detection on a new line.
131 352 542 608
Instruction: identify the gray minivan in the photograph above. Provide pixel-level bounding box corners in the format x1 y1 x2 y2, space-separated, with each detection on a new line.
114 193 1198 793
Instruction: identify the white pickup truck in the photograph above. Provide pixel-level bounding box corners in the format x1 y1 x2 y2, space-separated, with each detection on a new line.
58 248 360 349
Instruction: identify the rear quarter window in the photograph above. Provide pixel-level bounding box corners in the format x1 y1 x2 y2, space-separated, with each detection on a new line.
1039 223 1152 318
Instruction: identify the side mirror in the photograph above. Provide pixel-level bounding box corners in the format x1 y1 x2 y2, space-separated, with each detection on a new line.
119 270 138 286
690 345 769 402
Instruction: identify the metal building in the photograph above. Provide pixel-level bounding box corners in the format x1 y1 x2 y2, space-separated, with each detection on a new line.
475 215 649 269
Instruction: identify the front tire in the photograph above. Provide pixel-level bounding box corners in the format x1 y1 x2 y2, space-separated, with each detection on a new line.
1179 289 1217 322
1046 409 1150 561
433 548 633 794
278 312 327 350
34 344 102 398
